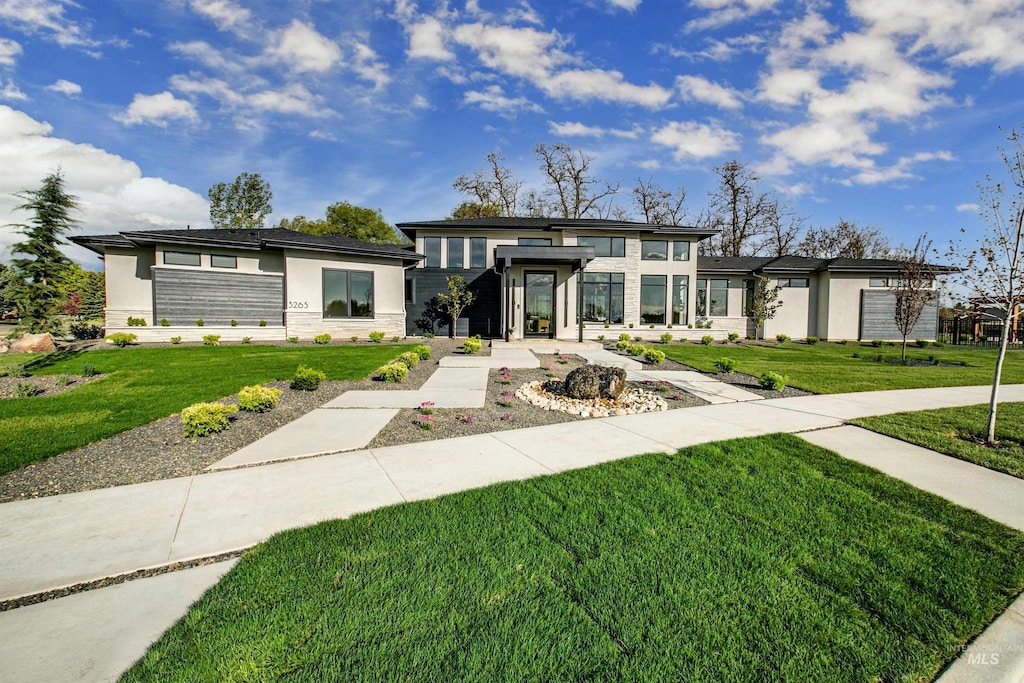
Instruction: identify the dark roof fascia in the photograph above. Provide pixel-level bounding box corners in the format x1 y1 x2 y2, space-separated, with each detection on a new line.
120 230 264 251
494 245 596 270
397 218 717 241
69 234 135 254
263 238 423 263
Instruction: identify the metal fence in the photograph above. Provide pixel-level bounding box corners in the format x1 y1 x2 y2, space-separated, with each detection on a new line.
938 317 1024 346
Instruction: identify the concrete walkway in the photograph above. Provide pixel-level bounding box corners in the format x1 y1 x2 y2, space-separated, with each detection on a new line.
4 380 1024 681
629 369 762 404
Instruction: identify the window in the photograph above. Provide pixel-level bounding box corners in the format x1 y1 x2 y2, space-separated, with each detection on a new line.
778 277 809 288
447 237 464 269
672 275 689 325
709 279 729 316
578 236 625 257
641 275 667 324
164 251 200 266
869 277 889 287
424 237 441 268
582 272 624 324
672 241 690 262
742 279 755 317
696 278 707 317
323 269 374 318
470 237 487 268
518 237 552 246
211 254 237 269
405 278 415 304
641 240 668 260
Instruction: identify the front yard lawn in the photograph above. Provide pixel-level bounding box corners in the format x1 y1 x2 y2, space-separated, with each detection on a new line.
853 402 1024 479
124 434 1024 682
660 342 1024 394
0 344 413 476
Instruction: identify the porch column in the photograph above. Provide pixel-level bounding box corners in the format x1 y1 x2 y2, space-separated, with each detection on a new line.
577 262 585 343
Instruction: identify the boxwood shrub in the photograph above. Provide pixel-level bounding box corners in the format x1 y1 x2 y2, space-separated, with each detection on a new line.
291 365 327 391
237 384 283 412
413 344 432 360
759 371 788 392
397 351 420 369
313 333 332 345
463 336 482 354
202 334 221 346
107 332 137 347
642 348 666 365
377 362 409 383
182 402 238 438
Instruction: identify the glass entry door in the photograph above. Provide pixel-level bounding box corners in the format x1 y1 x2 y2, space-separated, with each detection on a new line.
524 271 555 338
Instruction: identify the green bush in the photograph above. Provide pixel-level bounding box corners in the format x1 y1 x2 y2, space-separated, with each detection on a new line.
871 339 884 348
230 320 238 327
615 339 631 351
634 335 642 342
660 332 673 344
915 339 930 348
195 319 205 327
288 337 299 344
629 323 634 328
397 351 420 369
463 337 482 354
597 334 606 341
728 332 740 342
805 336 819 345
159 319 170 327
391 336 401 342
351 335 359 342
6 363 28 378
377 362 409 383
759 371 788 392
80 363 98 377
313 333 331 345
618 333 632 342
642 348 666 365
202 334 221 346
701 335 714 346
413 344 432 360
107 332 137 347
13 382 39 398
649 323 655 329
127 316 147 327
259 320 267 327
70 322 104 340
55 374 73 387
181 402 238 438
291 365 327 391
627 343 646 356
836 339 848 345
776 334 790 344
241 337 252 344
715 357 738 373
369 331 385 343
237 384 283 412
170 336 182 345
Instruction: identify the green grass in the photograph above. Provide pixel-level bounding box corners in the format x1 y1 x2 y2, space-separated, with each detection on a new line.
661 342 1024 393
853 403 1024 479
123 434 1024 682
0 344 413 475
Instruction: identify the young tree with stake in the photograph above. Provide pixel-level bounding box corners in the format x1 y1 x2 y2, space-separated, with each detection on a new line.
891 234 935 362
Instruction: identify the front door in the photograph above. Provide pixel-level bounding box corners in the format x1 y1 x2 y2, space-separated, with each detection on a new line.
524 271 555 338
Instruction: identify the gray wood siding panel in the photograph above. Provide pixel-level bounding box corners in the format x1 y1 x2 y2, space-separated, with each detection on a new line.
153 268 283 325
859 290 939 340
405 269 500 337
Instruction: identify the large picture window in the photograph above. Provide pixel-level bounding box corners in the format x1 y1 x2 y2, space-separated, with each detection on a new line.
323 269 374 318
578 236 625 257
582 272 624 324
696 278 729 316
424 237 441 268
164 251 200 266
447 237 464 269
641 275 666 324
470 237 487 268
672 241 690 261
672 275 689 325
641 240 668 260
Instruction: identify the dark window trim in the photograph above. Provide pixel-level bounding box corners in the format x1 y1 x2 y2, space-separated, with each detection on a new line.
211 254 237 269
470 237 487 268
518 237 553 246
672 241 690 262
578 236 625 258
672 274 689 325
779 277 810 288
322 268 375 319
424 237 441 268
581 271 625 324
640 274 667 324
447 236 465 269
641 240 669 261
164 250 201 267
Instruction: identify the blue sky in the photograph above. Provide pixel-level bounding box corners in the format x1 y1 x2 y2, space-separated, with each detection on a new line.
1 0 1022 267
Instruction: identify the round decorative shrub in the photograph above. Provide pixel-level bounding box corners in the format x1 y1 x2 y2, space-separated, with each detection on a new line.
368 331 385 343
202 334 221 346
759 371 788 392
126 316 147 327
618 333 632 342
291 365 327 391
714 357 737 373
660 332 673 344
259 320 267 327
398 351 420 369
238 384 283 412
241 337 252 344
288 337 299 344
615 339 631 351
159 319 170 327
377 362 409 383
230 320 238 327
805 336 819 345
915 338 930 348
182 402 238 438
195 319 205 327
313 333 331 345
727 332 740 342
701 335 714 346
627 343 646 356
463 337 482 354
170 336 182 344
413 344 432 360
643 348 666 365
70 322 104 340
106 332 137 347
776 334 790 344
80 363 98 377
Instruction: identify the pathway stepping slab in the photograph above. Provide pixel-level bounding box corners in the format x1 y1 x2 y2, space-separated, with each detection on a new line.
323 389 486 408
490 420 674 472
628 370 761 404
440 349 539 368
0 560 236 683
207 408 399 470
577 349 642 371
420 367 490 390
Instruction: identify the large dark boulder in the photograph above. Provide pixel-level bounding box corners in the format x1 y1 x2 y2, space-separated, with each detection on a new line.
564 364 627 400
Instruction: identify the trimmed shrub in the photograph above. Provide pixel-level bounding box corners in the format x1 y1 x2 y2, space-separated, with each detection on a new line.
633 335 642 342
291 365 327 391
398 351 420 369
728 332 740 342
159 319 170 327
288 337 299 344
871 339 884 348
628 323 634 329
836 339 848 345
313 333 331 345
351 335 359 342
55 374 73 387
643 348 666 365
391 336 401 342
170 336 182 344
463 337 482 354
915 339 930 348
701 335 714 346
627 343 646 356
649 323 655 329
202 334 221 346
238 384 283 412
107 332 137 347
715 357 738 373
259 320 267 327
14 382 39 398
369 331 385 343
597 334 606 341
660 332 673 344
241 337 252 344
230 320 238 327
195 319 205 327
127 316 147 327
414 344 432 360
182 402 238 438
776 334 790 344
805 336 819 345
615 340 631 351
6 364 28 378
618 333 632 342
377 362 409 383
759 371 788 392
70 322 104 340
80 363 98 377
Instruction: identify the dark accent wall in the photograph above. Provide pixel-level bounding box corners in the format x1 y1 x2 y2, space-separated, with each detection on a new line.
153 268 284 325
859 290 938 340
406 268 500 337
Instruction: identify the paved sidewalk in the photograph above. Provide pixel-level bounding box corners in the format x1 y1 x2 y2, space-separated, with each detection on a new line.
629 369 762 404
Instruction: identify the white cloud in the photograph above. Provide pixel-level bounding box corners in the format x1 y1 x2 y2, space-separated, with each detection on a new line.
676 75 743 109
350 40 390 89
956 203 981 213
650 121 741 159
0 0 100 48
607 0 642 11
407 17 454 60
545 69 672 107
267 20 342 73
45 79 81 97
686 0 781 31
411 94 430 109
548 120 641 139
168 40 243 72
115 91 199 127
187 0 252 36
0 79 28 101
0 38 22 66
0 105 208 263
841 150 955 186
463 84 543 115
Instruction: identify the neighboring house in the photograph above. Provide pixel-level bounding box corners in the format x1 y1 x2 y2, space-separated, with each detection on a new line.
74 219 949 343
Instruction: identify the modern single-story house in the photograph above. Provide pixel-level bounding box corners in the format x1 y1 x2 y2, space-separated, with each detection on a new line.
73 218 947 343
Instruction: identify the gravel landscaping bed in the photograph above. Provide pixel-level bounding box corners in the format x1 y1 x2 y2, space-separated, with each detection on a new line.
0 372 105 399
628 348 815 399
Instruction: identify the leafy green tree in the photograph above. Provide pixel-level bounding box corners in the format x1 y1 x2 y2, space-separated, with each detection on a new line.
0 263 13 314
4 171 79 332
448 201 503 220
208 172 273 230
58 263 105 320
277 201 406 244
747 275 783 340
437 275 476 338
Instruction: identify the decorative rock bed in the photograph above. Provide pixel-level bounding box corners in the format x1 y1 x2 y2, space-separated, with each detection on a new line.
515 379 668 417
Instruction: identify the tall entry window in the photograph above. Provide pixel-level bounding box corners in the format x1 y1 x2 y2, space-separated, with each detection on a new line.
709 279 729 316
640 275 667 324
582 272 624 324
524 272 555 337
672 275 689 325
323 269 374 318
